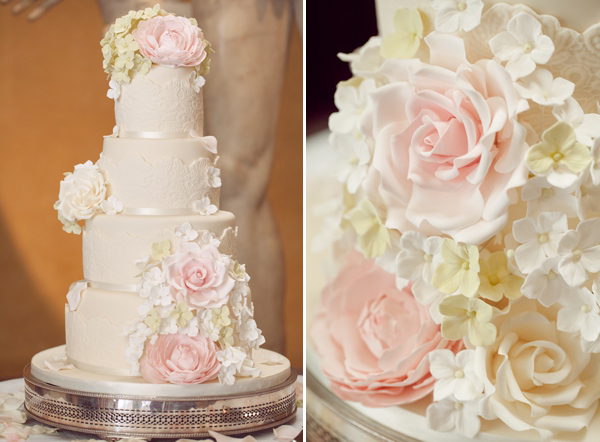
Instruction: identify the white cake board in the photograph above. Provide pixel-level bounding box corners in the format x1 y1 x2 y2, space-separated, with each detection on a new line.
31 345 290 397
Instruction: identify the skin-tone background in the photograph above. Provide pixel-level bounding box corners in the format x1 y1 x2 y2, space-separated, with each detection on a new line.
0 0 302 379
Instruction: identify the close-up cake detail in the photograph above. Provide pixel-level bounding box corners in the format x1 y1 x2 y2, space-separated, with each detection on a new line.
39 5 276 392
310 0 600 440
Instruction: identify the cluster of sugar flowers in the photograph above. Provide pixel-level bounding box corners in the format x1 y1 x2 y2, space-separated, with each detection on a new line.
54 161 124 234
318 2 600 440
124 222 264 385
101 4 212 85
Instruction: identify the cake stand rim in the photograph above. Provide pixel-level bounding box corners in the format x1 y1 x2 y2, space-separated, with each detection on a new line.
23 363 298 401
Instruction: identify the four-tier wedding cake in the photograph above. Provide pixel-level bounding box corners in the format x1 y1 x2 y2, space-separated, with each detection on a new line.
30 5 292 394
310 0 600 440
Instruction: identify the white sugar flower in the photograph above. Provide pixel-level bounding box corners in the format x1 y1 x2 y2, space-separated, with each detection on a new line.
516 69 574 106
426 398 481 438
396 231 443 283
141 267 165 290
238 316 265 349
413 281 447 325
218 364 237 385
521 176 577 219
576 169 600 220
429 349 483 401
338 36 385 77
512 212 567 274
375 230 403 276
331 132 371 194
193 197 218 216
106 78 121 100
207 166 222 188
380 8 424 59
189 71 205 93
553 97 600 147
100 195 124 216
558 218 600 287
329 78 376 134
199 309 221 341
174 222 199 242
431 0 484 33
199 230 221 248
489 13 554 79
66 280 87 311
521 257 574 307
216 346 259 385
526 121 592 188
557 285 600 342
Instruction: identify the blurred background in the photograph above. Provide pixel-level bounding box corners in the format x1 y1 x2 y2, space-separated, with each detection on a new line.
0 0 302 378
306 1 376 135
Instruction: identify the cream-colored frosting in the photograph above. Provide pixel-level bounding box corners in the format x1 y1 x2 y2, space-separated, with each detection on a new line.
99 137 220 211
37 345 291 396
83 212 238 286
375 0 600 36
115 65 204 137
65 290 143 376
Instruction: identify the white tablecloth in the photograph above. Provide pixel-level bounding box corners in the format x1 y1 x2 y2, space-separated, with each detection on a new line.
2 376 303 442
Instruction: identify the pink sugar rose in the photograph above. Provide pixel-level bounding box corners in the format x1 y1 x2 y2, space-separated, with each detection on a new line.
133 15 207 67
312 252 462 407
363 34 529 245
163 243 234 309
140 333 220 384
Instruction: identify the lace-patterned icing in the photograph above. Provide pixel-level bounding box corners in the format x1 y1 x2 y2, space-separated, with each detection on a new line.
115 74 204 136
98 154 220 210
462 3 600 135
83 225 238 286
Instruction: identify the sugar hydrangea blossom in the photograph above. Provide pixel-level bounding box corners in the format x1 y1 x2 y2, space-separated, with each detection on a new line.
432 240 480 298
521 257 574 307
557 285 600 343
557 218 600 287
521 176 577 218
516 69 575 107
431 0 484 34
346 200 390 259
337 37 385 77
576 170 600 220
439 295 496 346
396 231 443 282
429 349 483 401
477 252 523 302
329 79 376 134
426 398 481 438
553 97 600 147
380 8 424 59
331 133 371 194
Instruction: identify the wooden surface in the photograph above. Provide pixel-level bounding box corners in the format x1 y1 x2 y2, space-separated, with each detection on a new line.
0 0 302 378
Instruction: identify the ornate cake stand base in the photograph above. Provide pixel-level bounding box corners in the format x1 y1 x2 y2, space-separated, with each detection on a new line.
23 364 297 440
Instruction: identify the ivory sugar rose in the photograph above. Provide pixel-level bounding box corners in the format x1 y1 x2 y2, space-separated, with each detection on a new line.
311 252 463 407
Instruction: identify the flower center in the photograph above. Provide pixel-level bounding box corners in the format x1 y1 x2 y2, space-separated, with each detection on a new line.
573 249 582 260
506 249 515 259
423 253 433 263
553 152 563 162
542 188 555 198
582 305 592 313
581 186 589 196
462 262 470 270
454 370 465 378
466 310 476 318
548 270 557 280
538 233 548 244
457 2 467 11
523 42 533 53
489 275 500 286
454 402 464 410
349 156 360 166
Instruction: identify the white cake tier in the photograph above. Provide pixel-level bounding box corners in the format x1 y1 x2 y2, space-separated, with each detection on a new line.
34 345 291 396
65 288 143 375
115 65 204 138
98 137 220 213
83 212 237 288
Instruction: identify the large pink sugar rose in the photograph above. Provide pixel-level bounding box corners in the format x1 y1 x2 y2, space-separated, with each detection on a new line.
163 243 234 309
363 34 529 245
133 15 207 67
140 333 220 384
312 252 462 407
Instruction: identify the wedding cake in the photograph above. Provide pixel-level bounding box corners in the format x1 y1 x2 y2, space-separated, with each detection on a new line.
310 0 600 440
29 5 292 394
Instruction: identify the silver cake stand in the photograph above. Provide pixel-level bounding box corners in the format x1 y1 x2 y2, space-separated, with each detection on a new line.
23 364 297 440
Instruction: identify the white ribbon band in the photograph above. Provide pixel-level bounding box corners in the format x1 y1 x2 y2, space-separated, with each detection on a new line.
120 130 190 139
87 280 139 292
122 207 198 216
68 356 139 377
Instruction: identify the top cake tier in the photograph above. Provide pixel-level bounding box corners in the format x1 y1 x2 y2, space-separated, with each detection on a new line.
101 6 211 138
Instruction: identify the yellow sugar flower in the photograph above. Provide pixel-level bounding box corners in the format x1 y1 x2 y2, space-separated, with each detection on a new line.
347 200 390 259
478 252 523 302
439 295 497 347
432 239 480 298
219 326 234 348
212 306 231 328
381 8 424 59
526 121 592 188
171 302 194 327
151 240 171 261
144 309 161 333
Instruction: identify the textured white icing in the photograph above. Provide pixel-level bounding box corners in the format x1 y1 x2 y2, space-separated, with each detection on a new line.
99 137 220 211
375 0 600 36
115 66 203 137
83 212 238 286
33 345 291 396
65 290 143 376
